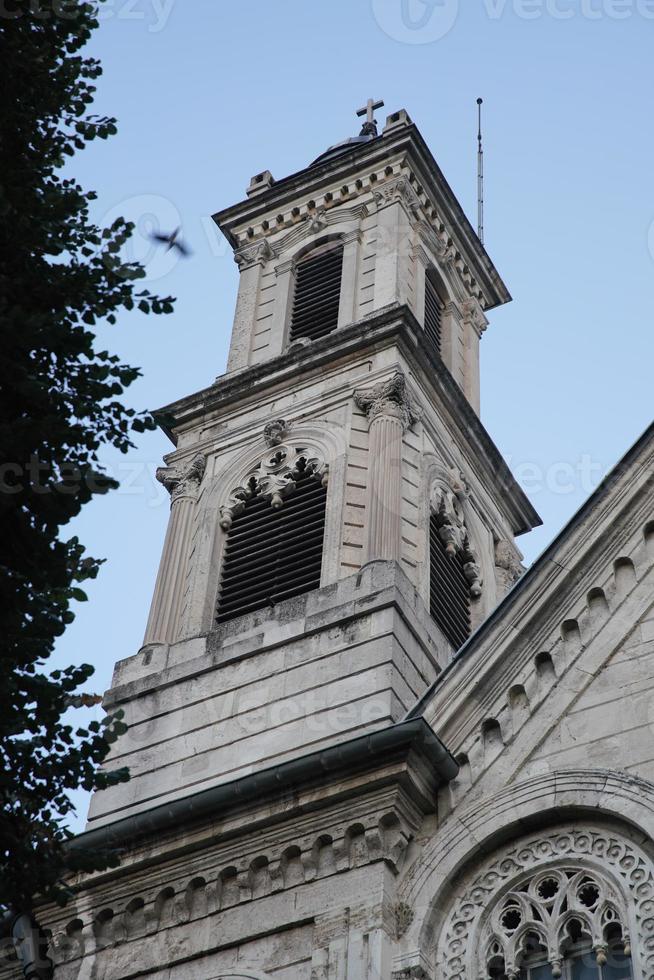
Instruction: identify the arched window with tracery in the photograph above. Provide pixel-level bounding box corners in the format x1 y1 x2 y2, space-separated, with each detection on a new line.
433 827 645 980
216 445 328 623
289 240 344 343
484 867 633 980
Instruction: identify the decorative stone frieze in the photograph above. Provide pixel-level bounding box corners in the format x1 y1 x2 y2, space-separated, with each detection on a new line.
219 445 328 531
430 468 483 597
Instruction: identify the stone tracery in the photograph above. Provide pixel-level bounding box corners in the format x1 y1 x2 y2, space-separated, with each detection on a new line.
219 444 328 531
430 467 483 597
435 827 649 980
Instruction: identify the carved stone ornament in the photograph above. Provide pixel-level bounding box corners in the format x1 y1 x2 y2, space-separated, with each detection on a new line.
354 371 421 431
156 453 206 504
495 539 525 591
437 827 645 980
263 418 288 447
372 175 421 216
234 238 275 270
220 445 328 531
462 296 489 337
430 468 482 597
306 207 328 235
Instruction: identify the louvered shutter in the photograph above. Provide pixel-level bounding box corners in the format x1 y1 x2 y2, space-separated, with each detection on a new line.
429 515 472 650
216 469 327 624
289 243 343 343
424 273 443 355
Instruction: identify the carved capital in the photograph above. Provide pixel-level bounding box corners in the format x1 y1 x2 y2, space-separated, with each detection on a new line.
373 175 421 215
462 297 489 337
263 418 289 447
234 238 275 270
354 371 421 431
156 453 206 505
494 539 524 592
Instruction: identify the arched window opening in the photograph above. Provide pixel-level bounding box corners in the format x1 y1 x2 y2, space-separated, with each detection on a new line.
289 241 344 343
482 869 632 980
429 510 473 650
216 456 327 623
424 267 446 356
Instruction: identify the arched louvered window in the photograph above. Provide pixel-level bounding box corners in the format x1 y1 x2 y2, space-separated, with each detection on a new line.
289 241 344 343
424 268 445 356
216 460 327 624
429 513 472 649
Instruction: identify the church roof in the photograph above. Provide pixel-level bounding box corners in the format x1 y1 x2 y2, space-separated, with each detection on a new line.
309 132 378 166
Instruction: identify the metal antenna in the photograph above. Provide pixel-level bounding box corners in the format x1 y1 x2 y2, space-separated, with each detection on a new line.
477 98 484 244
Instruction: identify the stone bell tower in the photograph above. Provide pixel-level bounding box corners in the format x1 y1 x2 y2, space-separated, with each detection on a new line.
36 103 541 980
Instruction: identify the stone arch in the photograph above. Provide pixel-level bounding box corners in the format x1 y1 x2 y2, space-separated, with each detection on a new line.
180 420 349 637
394 769 654 978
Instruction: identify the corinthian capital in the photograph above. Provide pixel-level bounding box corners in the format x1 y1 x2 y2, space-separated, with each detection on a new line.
234 238 275 270
354 371 421 430
156 452 206 504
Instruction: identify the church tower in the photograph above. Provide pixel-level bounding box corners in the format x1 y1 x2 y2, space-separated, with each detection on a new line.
34 104 543 980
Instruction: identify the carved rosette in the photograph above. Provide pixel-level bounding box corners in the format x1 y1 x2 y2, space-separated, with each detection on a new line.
430 467 483 597
354 371 421 431
156 453 206 505
263 418 288 447
220 445 328 531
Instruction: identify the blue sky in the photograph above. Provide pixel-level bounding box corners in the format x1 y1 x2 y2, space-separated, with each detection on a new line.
56 0 652 823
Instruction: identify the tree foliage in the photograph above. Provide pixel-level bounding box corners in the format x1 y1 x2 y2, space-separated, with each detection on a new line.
0 0 174 911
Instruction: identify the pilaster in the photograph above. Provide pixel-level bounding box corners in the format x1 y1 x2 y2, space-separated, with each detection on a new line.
227 240 275 371
354 372 421 564
142 453 205 647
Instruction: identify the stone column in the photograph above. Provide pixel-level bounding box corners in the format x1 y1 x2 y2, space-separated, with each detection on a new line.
372 176 421 312
354 372 420 564
142 453 206 648
226 240 275 372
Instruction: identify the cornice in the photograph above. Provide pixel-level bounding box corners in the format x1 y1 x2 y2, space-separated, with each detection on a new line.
212 122 511 311
154 304 541 537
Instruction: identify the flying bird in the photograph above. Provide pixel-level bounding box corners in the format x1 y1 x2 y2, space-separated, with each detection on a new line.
149 226 191 256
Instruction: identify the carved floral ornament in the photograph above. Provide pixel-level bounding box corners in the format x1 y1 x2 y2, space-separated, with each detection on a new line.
354 371 421 431
435 827 647 980
219 443 328 531
430 467 483 597
156 453 206 504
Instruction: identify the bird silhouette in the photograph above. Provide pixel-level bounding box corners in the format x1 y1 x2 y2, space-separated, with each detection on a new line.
149 226 191 256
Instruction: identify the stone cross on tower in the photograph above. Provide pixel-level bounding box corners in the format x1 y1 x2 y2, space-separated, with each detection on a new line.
357 96 384 135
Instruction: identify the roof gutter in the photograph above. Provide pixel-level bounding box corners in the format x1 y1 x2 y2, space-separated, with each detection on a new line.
70 719 457 853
